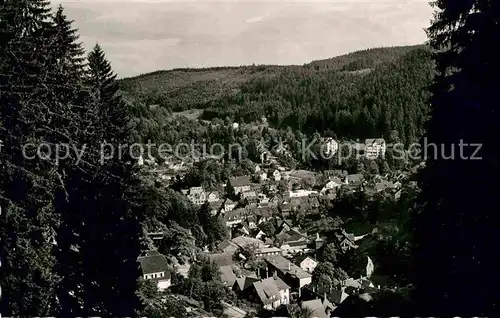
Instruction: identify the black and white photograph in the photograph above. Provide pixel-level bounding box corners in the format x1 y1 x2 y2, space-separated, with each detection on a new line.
0 0 497 317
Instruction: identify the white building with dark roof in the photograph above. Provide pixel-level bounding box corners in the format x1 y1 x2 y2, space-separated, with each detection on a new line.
364 138 386 159
250 276 290 310
138 252 171 291
229 176 252 194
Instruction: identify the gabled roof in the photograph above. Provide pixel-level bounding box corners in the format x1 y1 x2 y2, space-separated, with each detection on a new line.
322 297 336 311
253 276 290 305
277 228 308 243
231 236 265 249
264 255 312 279
217 239 238 251
344 277 362 289
256 247 281 254
327 177 344 185
328 288 349 305
224 208 245 221
138 253 168 275
234 275 260 291
301 299 328 318
219 265 237 286
294 254 317 266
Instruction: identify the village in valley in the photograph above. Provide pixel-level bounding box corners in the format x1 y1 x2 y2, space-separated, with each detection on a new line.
135 120 419 317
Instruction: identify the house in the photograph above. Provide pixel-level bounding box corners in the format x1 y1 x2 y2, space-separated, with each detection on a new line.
232 122 240 130
206 191 219 203
223 199 237 212
272 170 281 181
186 187 206 205
234 222 251 237
324 169 347 178
254 206 275 224
242 191 259 204
249 276 290 310
364 138 386 159
258 193 269 205
236 216 254 231
345 174 364 187
255 165 261 173
301 299 330 318
328 287 350 305
321 177 344 194
294 255 318 273
255 229 267 240
342 277 365 295
231 235 267 249
224 208 245 227
230 176 252 194
289 190 318 198
255 247 282 258
335 230 358 252
276 219 293 233
233 275 261 294
321 137 339 157
264 255 312 289
138 252 171 291
277 228 310 255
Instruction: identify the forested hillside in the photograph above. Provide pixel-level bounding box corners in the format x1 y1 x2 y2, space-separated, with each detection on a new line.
120 45 433 145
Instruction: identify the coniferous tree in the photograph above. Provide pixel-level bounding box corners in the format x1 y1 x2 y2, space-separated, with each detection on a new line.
413 0 500 315
76 44 143 316
0 0 62 315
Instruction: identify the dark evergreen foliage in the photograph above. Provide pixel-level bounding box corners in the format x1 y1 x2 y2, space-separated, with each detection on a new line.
1 2 144 316
0 1 62 315
121 46 433 146
413 0 500 315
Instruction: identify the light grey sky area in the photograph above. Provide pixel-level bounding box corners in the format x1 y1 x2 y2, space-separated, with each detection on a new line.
55 0 434 78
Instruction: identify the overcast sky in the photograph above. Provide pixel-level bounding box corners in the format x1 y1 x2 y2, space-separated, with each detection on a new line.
55 0 433 78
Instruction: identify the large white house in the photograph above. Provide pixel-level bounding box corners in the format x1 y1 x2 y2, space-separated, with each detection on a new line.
138 251 171 292
294 255 318 273
229 176 252 194
364 138 386 159
321 137 339 157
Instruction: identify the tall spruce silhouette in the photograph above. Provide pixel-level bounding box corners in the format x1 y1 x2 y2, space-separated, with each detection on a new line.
1 1 144 316
56 42 144 316
413 0 500 315
83 44 144 316
0 0 64 315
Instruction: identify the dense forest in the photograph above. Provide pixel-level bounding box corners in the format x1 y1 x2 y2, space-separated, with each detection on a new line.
120 45 433 145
